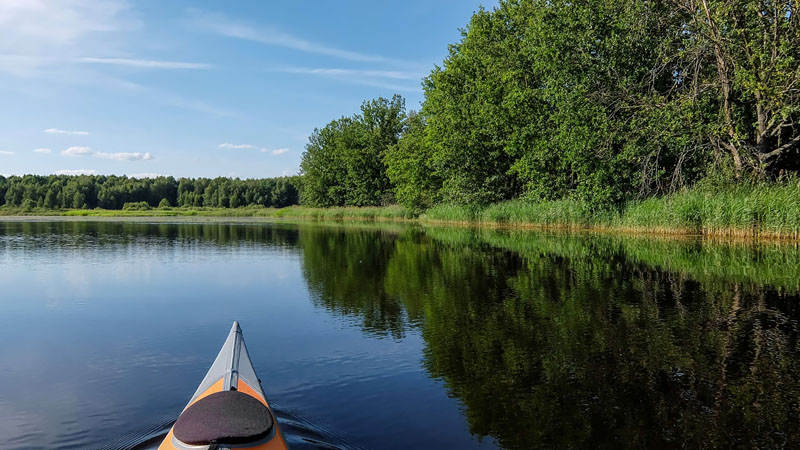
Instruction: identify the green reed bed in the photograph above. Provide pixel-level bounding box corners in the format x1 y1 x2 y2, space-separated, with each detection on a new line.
275 205 415 221
620 182 800 237
420 204 482 223
422 199 602 227
421 181 800 238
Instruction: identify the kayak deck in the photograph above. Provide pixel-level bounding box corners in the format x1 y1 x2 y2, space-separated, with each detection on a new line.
158 322 288 450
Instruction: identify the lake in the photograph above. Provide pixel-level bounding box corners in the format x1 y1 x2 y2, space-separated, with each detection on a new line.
1 219 798 449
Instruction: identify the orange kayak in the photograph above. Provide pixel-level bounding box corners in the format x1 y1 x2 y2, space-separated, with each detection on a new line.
158 321 289 450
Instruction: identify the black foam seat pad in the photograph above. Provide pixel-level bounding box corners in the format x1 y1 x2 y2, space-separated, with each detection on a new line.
174 390 273 445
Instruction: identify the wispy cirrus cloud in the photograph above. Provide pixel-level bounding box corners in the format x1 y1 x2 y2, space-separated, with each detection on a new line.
46 128 90 135
219 143 257 150
55 169 98 176
0 150 14 156
0 0 137 76
275 66 422 93
280 67 422 81
0 2 211 77
33 148 52 154
191 11 419 66
62 146 94 156
78 57 210 70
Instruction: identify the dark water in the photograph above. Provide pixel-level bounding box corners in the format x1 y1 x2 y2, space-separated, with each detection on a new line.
1 220 799 450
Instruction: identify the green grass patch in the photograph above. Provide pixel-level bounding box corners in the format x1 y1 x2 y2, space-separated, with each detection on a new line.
276 205 414 220
421 204 481 222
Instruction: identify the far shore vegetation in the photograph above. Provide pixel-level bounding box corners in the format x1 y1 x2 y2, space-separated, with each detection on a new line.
3 1 800 239
2 179 800 239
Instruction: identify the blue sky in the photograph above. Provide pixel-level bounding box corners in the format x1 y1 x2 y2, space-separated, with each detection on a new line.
0 0 491 179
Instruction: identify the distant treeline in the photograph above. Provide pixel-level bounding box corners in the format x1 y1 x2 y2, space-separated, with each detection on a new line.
0 175 300 210
300 0 800 210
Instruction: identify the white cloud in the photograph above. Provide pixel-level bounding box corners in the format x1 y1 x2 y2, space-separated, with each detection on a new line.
33 148 52 153
55 169 97 176
191 11 415 65
77 57 210 70
46 128 89 135
95 151 153 161
219 143 257 150
128 173 162 179
0 150 14 156
60 147 154 161
62 146 94 156
270 148 289 155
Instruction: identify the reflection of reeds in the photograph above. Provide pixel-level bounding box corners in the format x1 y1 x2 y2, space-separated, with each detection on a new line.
422 226 800 294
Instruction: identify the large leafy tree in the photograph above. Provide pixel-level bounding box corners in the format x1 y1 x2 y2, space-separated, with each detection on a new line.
421 4 525 204
300 95 407 207
674 0 800 175
420 0 714 206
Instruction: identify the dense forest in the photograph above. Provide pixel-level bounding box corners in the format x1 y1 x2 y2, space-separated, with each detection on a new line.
300 0 800 210
0 174 299 210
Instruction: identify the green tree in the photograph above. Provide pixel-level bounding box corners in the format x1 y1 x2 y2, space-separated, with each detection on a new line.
385 111 441 210
674 0 800 175
300 95 407 207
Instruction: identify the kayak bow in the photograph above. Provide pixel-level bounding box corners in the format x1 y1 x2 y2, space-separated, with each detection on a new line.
158 321 288 450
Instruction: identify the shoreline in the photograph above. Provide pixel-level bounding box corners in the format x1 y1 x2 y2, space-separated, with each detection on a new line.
2 209 800 242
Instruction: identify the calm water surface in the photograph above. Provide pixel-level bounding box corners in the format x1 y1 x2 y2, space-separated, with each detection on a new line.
1 220 799 450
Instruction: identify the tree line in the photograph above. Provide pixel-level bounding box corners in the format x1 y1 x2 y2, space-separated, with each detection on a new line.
300 0 800 210
0 174 299 210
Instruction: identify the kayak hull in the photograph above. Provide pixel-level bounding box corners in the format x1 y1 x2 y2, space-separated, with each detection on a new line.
158 322 288 450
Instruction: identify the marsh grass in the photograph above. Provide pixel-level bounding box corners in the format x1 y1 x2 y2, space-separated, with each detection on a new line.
620 182 800 238
420 181 800 238
52 205 415 221
420 204 482 222
275 205 414 220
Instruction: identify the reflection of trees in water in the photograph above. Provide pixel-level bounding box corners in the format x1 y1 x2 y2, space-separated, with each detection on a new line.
0 221 302 250
298 226 800 449
298 226 418 339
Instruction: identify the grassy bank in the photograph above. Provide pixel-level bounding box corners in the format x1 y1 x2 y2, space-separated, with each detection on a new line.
2 182 799 239
0 204 415 220
422 182 800 239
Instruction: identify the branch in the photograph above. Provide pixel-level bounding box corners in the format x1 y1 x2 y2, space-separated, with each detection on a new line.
760 134 800 160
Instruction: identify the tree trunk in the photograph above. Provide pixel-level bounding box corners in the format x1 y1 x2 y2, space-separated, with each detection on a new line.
701 0 743 176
